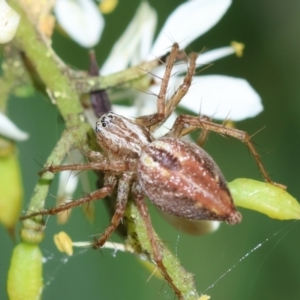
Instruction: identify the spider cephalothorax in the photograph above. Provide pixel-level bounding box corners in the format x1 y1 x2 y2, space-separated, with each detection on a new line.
95 111 152 159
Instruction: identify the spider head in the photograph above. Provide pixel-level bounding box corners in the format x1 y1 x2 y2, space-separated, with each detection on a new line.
95 112 153 159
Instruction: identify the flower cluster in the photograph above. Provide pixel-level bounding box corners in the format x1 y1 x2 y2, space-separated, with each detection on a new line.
56 0 262 126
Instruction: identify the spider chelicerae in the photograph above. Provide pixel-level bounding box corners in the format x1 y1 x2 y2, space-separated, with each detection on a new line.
22 43 277 298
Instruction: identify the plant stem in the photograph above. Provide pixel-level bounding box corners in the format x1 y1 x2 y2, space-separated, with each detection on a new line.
125 201 199 300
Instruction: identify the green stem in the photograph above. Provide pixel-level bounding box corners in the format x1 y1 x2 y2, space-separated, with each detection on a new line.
20 126 90 244
0 45 29 112
10 0 84 128
73 59 160 93
125 201 199 300
9 1 88 242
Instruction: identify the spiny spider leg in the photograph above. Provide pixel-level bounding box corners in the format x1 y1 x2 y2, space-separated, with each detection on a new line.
149 51 198 133
167 114 285 188
196 116 211 147
137 44 198 134
133 189 183 300
42 161 129 174
20 183 115 220
93 172 133 248
136 43 179 128
159 52 198 129
174 115 212 146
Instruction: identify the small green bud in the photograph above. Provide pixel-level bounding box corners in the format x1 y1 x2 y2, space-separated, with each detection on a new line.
7 243 43 300
229 178 300 220
0 145 23 233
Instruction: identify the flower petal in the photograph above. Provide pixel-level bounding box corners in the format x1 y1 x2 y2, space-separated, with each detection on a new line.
160 211 221 235
197 46 235 65
168 46 237 74
54 0 104 48
57 150 81 201
0 0 20 44
57 170 79 201
101 2 157 75
0 113 29 141
112 104 139 119
150 0 232 58
174 75 263 121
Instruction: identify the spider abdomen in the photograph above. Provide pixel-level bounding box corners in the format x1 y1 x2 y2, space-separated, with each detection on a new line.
137 137 241 224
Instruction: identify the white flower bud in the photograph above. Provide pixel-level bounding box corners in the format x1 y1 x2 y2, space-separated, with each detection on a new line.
0 0 20 44
0 113 29 141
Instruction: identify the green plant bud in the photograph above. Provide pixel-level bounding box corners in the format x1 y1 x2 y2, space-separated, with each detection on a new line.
228 178 300 220
7 243 43 300
0 145 23 233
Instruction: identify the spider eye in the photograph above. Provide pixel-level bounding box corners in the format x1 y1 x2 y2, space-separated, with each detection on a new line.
107 113 113 120
102 122 107 127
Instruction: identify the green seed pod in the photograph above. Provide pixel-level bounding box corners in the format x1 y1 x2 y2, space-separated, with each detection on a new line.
0 144 23 233
7 243 43 300
228 178 300 220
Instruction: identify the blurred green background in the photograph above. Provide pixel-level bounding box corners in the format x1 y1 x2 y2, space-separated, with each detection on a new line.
2 0 300 299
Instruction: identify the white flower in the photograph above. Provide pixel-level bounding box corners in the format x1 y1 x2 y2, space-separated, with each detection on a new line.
101 0 263 134
0 0 20 44
0 112 29 141
54 0 104 48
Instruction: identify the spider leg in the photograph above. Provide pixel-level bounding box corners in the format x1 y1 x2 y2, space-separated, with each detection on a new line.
166 114 285 188
136 43 179 128
136 44 198 134
196 115 211 147
93 172 134 248
133 189 183 299
42 161 129 175
153 51 198 131
21 176 117 220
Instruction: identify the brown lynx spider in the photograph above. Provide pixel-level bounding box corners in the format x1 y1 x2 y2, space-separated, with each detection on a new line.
22 43 279 299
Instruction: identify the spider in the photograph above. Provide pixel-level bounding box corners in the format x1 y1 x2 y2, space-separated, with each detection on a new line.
22 43 277 299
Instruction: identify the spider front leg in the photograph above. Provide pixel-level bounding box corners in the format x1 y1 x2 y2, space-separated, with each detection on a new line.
133 187 183 300
167 114 285 188
136 43 197 132
21 158 128 220
42 160 128 174
93 172 134 248
21 175 117 220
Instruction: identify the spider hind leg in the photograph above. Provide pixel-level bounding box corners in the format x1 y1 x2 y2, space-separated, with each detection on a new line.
133 187 184 299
